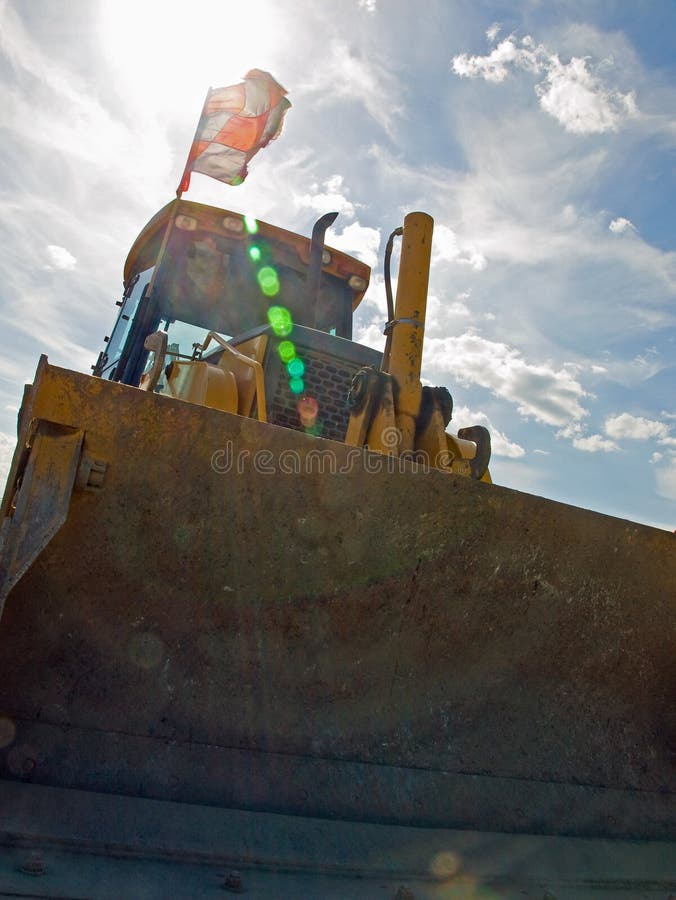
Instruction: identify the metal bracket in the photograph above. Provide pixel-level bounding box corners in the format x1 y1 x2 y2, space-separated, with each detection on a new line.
383 317 422 335
76 457 108 491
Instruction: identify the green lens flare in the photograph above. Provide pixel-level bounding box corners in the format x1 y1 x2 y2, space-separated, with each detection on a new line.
258 266 280 298
289 377 305 395
267 305 293 336
244 215 259 235
278 340 296 363
287 357 305 378
248 245 262 262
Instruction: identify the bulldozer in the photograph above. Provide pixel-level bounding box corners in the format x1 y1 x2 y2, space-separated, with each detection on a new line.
0 195 674 898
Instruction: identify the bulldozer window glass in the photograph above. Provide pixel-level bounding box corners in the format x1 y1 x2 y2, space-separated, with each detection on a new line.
100 267 154 379
162 319 220 361
154 227 353 341
151 318 228 396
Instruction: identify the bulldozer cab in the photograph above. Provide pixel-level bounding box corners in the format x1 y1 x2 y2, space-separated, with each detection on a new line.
91 200 382 441
94 200 370 387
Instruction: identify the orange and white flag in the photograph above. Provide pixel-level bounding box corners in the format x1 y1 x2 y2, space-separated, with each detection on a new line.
178 70 290 193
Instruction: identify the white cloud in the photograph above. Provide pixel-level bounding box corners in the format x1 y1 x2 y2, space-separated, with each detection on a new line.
491 434 528 460
0 432 16 492
358 0 376 12
604 412 672 441
424 330 589 427
45 244 77 270
446 299 471 316
536 55 638 134
557 421 620 452
601 353 665 389
572 433 619 453
452 34 638 135
452 37 532 84
353 319 386 353
297 38 403 137
655 458 676 501
432 225 487 271
327 221 381 269
486 23 501 44
427 291 494 328
452 404 525 458
609 216 637 234
295 174 358 219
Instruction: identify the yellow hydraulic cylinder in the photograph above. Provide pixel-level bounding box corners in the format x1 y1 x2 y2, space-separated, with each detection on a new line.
387 212 434 452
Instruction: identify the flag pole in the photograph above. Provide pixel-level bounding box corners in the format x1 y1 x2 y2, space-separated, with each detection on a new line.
176 86 213 199
145 199 181 301
144 87 213 303
146 86 213 300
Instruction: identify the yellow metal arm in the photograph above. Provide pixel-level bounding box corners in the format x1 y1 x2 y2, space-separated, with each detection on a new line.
386 212 434 452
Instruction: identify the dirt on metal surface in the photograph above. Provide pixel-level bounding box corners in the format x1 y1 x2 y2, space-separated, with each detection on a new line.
0 361 674 840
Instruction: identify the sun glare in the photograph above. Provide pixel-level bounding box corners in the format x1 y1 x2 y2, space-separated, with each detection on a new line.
100 0 280 114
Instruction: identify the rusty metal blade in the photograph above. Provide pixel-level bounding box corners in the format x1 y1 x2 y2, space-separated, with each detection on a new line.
0 361 674 843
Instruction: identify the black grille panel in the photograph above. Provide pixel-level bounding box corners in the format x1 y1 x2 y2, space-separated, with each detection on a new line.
231 324 382 442
269 348 367 442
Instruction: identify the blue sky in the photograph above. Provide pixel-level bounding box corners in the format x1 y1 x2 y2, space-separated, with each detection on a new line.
0 0 675 530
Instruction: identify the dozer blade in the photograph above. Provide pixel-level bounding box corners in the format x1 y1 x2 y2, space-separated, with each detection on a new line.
0 359 674 848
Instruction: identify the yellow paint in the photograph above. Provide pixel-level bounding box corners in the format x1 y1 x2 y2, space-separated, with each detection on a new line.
386 212 434 452
199 332 267 422
223 334 269 417
165 360 238 413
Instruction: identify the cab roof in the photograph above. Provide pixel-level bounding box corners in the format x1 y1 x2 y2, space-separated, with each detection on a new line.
124 199 372 312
